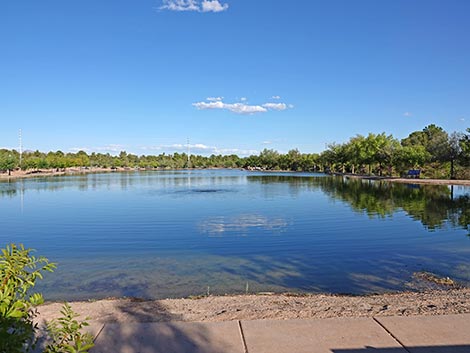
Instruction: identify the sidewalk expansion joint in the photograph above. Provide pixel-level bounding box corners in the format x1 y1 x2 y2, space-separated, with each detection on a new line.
237 321 249 353
372 317 411 353
93 323 106 343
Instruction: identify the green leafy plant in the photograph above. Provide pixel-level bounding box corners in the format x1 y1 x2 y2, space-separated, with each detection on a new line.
0 244 56 353
0 244 94 353
44 303 94 353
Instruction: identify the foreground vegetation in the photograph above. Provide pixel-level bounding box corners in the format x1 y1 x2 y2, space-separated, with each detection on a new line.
0 244 94 353
1 125 469 179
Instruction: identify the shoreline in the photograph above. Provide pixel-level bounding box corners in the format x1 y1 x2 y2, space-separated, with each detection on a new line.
37 288 470 324
0 167 132 180
0 166 234 180
340 173 470 186
1 167 470 186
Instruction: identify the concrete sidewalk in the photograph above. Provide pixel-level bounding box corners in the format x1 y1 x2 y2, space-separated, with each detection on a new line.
82 314 470 353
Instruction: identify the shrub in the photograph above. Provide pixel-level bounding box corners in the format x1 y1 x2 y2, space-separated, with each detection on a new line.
0 244 94 353
44 303 94 353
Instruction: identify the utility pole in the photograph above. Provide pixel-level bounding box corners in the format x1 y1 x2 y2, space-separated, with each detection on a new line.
19 129 23 167
187 138 191 168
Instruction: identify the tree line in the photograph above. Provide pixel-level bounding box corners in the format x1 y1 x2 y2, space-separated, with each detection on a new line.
319 125 470 179
1 125 469 179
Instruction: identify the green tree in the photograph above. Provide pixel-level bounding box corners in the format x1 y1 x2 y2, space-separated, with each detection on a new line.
258 149 280 170
73 151 90 168
401 124 451 178
45 151 67 171
459 128 470 166
395 145 428 174
447 132 462 179
287 149 301 171
0 152 17 175
423 124 449 163
347 135 367 174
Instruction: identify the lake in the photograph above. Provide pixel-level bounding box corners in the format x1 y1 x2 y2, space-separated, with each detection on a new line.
1 170 469 300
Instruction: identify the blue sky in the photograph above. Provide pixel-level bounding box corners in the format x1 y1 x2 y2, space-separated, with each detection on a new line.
1 0 469 156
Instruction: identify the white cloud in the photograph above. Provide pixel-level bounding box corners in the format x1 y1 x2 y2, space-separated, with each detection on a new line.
193 101 267 114
460 117 465 122
193 101 224 109
201 0 228 12
219 148 258 155
141 143 257 156
271 95 281 100
193 97 293 115
69 144 126 154
70 147 91 153
228 103 267 114
262 103 287 111
262 141 272 145
160 0 199 11
99 144 126 152
403 112 412 117
240 97 247 102
199 214 288 235
160 0 228 12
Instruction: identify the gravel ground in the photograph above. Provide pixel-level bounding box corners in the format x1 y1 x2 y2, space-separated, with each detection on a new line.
37 288 470 324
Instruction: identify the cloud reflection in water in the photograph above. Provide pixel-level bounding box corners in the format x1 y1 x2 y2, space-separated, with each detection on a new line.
199 214 289 236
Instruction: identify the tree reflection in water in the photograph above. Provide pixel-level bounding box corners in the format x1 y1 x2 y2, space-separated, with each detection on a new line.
247 175 470 235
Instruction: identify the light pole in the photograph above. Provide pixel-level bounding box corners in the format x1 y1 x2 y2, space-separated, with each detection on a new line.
19 129 23 169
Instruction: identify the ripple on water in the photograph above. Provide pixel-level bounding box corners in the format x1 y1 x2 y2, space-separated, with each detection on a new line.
2 170 470 300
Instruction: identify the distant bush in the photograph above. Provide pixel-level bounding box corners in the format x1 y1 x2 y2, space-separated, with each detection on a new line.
0 244 94 353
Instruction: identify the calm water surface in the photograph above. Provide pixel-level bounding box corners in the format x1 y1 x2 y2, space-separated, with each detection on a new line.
1 170 469 300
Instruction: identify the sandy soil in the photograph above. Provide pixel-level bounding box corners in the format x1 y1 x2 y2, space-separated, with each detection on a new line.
36 288 470 324
343 174 470 186
387 178 470 186
0 167 228 180
0 167 129 179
